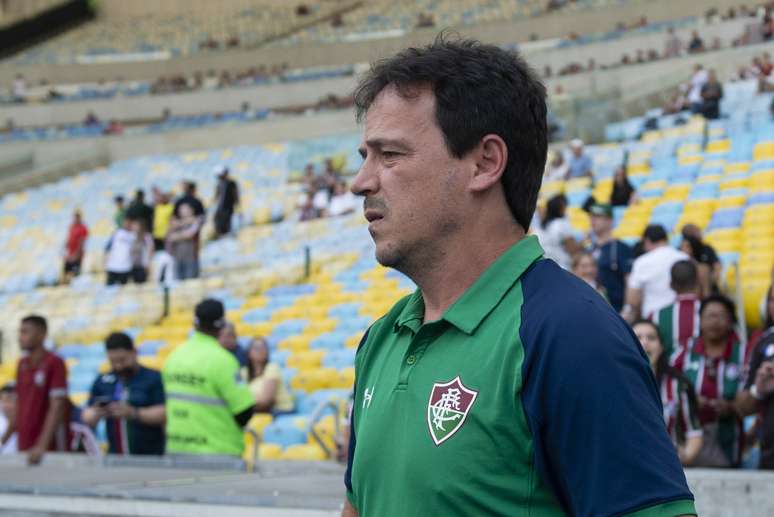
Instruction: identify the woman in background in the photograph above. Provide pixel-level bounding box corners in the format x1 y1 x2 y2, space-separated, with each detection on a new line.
246 337 294 415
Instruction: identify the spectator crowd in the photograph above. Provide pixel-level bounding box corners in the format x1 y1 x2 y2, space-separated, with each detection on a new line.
534 153 774 470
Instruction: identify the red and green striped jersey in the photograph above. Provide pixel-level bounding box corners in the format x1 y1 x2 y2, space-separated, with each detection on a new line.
653 294 701 356
670 335 746 465
659 372 703 447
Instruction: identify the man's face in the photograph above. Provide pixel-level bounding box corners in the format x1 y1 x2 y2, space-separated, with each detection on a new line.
700 303 732 342
107 349 136 378
352 86 469 271
219 325 237 350
19 322 45 352
590 214 611 236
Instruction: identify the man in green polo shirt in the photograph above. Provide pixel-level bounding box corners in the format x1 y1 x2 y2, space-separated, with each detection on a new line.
163 298 255 456
342 36 697 517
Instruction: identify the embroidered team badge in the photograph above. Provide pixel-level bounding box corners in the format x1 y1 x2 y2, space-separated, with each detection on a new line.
427 376 478 446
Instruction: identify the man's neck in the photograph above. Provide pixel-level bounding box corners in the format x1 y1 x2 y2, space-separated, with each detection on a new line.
27 346 46 366
703 337 728 357
413 228 525 324
595 230 613 245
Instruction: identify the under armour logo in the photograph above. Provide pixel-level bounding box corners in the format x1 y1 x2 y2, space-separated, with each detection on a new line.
363 386 375 409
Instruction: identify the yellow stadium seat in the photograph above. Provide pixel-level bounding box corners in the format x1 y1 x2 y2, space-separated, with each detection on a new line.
286 350 325 370
278 335 312 352
139 356 164 370
258 443 283 460
724 162 750 175
280 443 327 461
753 141 774 161
247 413 274 438
716 196 747 209
719 178 748 190
705 139 730 153
330 367 355 390
290 368 337 392
678 155 703 166
345 333 364 348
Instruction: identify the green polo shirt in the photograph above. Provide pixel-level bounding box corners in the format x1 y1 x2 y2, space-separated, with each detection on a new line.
162 331 255 456
345 236 696 516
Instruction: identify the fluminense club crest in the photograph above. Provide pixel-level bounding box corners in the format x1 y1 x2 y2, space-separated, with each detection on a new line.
426 376 478 446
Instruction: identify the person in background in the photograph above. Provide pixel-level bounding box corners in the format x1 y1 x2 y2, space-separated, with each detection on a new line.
737 285 774 469
113 195 126 228
105 217 136 286
0 384 17 454
299 191 319 221
700 69 724 120
152 192 174 251
174 181 205 218
213 166 240 238
671 295 746 467
126 190 154 233
687 30 705 53
129 220 154 284
663 27 683 58
166 204 202 281
681 223 721 293
328 180 357 217
0 316 69 465
544 151 569 182
572 252 607 300
62 210 88 283
687 64 709 113
633 320 703 466
623 224 689 322
163 299 256 457
610 165 635 207
653 260 702 356
536 194 580 270
588 203 632 312
679 235 713 297
81 332 165 455
219 322 248 370
246 337 294 415
567 139 593 180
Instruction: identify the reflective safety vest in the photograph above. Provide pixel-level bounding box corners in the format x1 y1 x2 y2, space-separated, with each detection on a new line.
162 331 255 456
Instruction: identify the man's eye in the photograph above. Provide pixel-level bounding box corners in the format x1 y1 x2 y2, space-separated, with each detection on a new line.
382 152 399 158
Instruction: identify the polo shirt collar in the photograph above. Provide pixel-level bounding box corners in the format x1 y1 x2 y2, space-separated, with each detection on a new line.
395 235 544 335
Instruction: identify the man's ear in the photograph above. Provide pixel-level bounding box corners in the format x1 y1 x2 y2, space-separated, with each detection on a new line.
469 134 508 193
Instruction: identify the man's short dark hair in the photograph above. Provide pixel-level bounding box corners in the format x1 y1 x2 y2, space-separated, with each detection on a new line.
643 224 668 244
670 260 698 293
105 332 134 351
353 33 548 231
21 315 47 333
700 294 737 324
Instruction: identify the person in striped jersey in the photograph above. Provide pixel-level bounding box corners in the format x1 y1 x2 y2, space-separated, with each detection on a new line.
634 320 703 466
670 294 747 467
653 260 702 356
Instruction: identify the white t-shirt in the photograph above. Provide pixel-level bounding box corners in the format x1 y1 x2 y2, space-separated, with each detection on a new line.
628 245 690 318
105 228 136 273
328 192 357 217
538 218 575 270
312 189 330 212
0 413 17 455
688 69 708 104
545 163 569 183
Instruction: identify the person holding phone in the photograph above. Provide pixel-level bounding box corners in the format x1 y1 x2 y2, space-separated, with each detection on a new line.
81 332 166 455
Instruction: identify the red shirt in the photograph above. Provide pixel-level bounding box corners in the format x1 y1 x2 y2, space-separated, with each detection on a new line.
16 351 70 451
65 222 88 260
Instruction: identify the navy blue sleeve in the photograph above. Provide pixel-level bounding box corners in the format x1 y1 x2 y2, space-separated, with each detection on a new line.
520 260 693 517
344 328 370 495
87 377 104 406
147 370 166 406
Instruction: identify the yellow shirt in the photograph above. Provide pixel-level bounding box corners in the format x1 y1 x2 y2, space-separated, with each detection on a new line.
153 203 174 240
249 362 294 413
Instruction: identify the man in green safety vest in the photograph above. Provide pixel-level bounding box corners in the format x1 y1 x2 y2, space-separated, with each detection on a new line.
163 298 256 456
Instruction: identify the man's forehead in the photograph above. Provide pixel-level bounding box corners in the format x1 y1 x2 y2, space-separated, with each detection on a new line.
362 86 436 144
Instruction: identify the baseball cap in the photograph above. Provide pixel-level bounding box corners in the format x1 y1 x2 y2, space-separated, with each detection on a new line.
588 203 613 218
194 298 226 330
213 164 229 177
570 138 584 148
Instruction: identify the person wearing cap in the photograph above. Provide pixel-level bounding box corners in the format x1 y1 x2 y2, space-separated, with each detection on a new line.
623 224 689 323
587 202 632 312
567 138 593 180
162 299 256 456
81 332 166 455
213 166 240 238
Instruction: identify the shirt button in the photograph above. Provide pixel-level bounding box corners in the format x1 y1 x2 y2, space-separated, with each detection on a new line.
406 355 416 365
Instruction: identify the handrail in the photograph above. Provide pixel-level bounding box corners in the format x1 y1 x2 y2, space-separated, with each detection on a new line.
307 398 342 459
